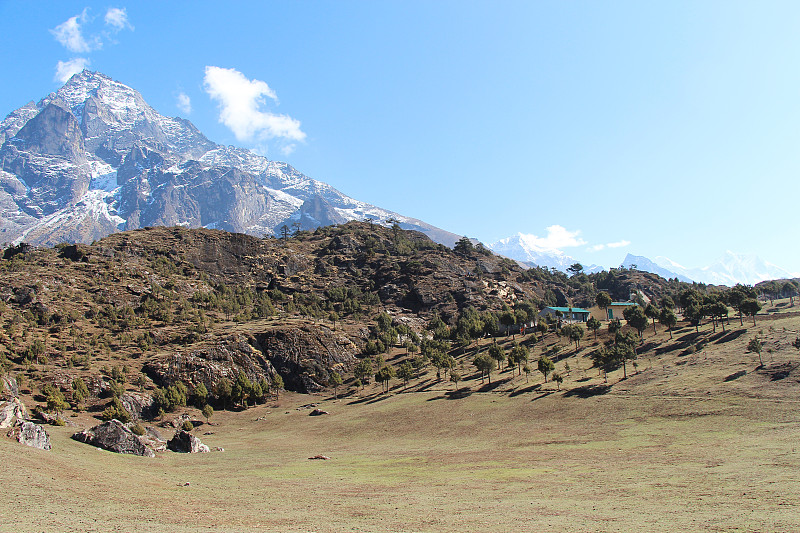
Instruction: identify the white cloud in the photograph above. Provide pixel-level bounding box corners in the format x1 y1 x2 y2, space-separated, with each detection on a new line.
54 58 90 83
51 7 131 56
203 66 306 144
521 225 587 252
587 239 630 252
50 9 98 53
176 92 192 114
104 8 132 31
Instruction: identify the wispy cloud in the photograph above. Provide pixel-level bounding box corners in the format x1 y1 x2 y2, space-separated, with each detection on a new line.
54 58 90 83
51 8 133 82
104 8 133 31
587 239 631 252
176 92 192 114
50 9 98 53
203 66 306 147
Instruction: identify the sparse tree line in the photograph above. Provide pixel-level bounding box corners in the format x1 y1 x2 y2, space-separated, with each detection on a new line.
1 229 797 423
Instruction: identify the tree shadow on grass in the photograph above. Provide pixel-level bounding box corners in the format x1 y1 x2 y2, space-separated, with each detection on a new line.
476 377 512 393
656 331 706 356
509 383 541 397
415 378 446 392
530 391 553 402
426 395 446 401
346 392 392 405
712 329 747 344
444 388 473 399
563 384 611 398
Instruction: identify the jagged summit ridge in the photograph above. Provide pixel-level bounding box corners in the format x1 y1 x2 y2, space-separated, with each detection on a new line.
0 70 460 247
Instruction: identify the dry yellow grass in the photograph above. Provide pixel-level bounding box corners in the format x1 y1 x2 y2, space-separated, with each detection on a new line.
2 312 800 532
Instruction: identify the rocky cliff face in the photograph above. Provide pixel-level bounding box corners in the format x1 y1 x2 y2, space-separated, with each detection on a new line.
143 328 359 395
0 70 461 247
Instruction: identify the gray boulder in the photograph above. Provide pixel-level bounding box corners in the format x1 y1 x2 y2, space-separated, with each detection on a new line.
1 376 19 398
72 419 156 457
167 430 210 453
138 426 167 453
8 421 51 450
0 398 27 429
120 392 156 420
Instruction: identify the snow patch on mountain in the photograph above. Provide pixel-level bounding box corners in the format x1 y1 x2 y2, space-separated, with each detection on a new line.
1 70 463 247
621 252 798 286
489 233 602 273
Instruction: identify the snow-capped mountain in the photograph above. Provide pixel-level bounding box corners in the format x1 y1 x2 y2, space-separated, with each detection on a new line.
621 254 693 283
489 233 602 273
0 70 461 247
621 252 797 286
653 252 797 286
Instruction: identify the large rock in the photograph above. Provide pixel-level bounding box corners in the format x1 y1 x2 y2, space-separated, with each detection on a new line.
0 398 27 429
167 430 209 453
120 392 157 420
8 421 51 450
1 376 19 398
72 419 156 457
143 326 359 395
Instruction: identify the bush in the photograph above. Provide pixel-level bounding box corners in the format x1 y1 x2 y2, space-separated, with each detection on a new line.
100 397 131 423
181 420 194 432
130 423 146 436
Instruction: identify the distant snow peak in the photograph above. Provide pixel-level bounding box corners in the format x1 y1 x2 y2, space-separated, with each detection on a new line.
626 252 796 286
496 226 586 255
488 233 601 273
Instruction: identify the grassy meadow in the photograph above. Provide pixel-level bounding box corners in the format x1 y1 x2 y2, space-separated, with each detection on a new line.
2 304 800 532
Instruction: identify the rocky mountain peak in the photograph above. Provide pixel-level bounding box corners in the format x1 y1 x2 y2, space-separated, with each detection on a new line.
0 71 460 248
12 103 85 161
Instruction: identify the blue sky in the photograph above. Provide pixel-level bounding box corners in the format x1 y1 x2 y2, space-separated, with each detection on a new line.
1 1 798 272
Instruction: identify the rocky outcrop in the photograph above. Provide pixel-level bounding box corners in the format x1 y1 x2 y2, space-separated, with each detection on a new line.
0 398 27 429
167 430 209 453
8 421 51 450
72 419 156 457
120 392 157 421
143 333 277 393
1 376 19 398
256 326 359 393
143 326 358 395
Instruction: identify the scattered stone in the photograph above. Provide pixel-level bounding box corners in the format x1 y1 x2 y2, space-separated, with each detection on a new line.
160 413 191 429
72 419 156 457
0 398 27 429
308 454 330 460
138 426 167 453
213 446 224 452
309 409 329 416
8 421 51 450
167 430 210 453
35 411 76 426
203 431 215 435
